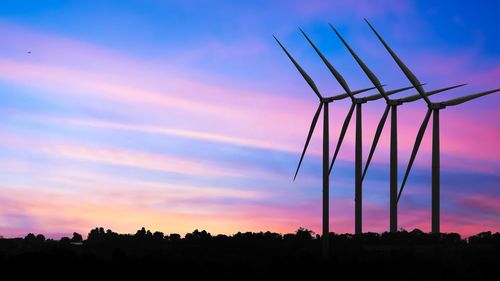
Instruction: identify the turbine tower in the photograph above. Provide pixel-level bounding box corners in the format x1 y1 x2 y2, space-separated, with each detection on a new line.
273 35 377 257
366 19 500 233
329 24 466 233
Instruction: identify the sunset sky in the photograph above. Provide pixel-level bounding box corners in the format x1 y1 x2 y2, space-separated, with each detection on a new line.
0 0 499 238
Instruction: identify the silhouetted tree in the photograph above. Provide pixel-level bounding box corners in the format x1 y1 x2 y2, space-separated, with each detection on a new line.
24 233 36 242
60 236 71 244
88 227 106 241
71 232 83 243
283 233 295 241
296 227 314 241
185 229 211 242
169 233 181 242
135 227 147 238
153 231 164 240
410 228 424 236
469 231 494 245
35 234 45 242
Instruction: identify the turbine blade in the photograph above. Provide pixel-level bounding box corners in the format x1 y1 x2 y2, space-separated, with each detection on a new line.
362 105 390 181
329 23 387 100
364 85 416 101
332 85 379 100
400 84 466 103
385 84 422 95
300 28 353 96
397 109 432 202
426 83 467 96
442 88 500 107
352 85 381 95
273 35 323 99
329 103 355 174
294 102 323 180
364 19 431 105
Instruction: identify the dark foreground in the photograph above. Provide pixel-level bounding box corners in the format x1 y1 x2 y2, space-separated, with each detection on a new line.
0 228 498 280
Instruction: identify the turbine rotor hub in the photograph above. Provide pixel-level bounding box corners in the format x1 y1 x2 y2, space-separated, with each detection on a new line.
354 98 367 104
321 97 333 103
388 99 403 106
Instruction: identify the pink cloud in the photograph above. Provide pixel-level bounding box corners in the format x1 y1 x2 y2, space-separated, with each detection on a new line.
0 183 292 238
1 21 497 172
1 180 498 238
0 132 260 179
452 194 500 215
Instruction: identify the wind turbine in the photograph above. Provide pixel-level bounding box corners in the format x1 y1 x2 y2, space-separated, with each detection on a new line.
366 19 500 233
273 35 378 257
328 24 466 233
298 28 420 235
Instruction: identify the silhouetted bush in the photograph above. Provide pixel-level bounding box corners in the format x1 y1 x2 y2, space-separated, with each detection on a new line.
295 227 314 241
169 233 181 242
88 227 106 241
60 237 71 244
24 233 36 242
185 229 211 242
71 232 83 243
152 231 164 241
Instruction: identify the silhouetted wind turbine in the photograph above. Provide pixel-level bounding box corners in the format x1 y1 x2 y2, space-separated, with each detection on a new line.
273 35 377 257
366 19 500 233
328 24 466 233
300 28 418 235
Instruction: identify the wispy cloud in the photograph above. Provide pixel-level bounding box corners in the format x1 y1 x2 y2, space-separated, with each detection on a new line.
0 132 246 178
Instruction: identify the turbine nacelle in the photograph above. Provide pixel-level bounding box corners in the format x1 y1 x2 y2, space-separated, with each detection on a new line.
322 85 379 103
429 103 447 110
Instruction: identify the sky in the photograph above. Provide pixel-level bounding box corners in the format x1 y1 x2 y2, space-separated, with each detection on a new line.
0 0 499 238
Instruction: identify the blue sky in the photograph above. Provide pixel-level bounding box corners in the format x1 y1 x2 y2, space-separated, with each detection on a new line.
0 0 499 237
